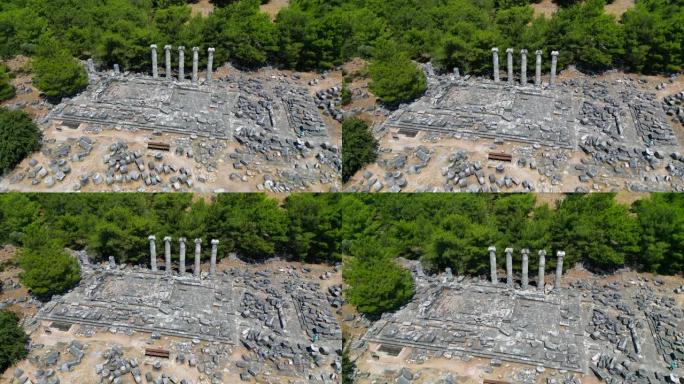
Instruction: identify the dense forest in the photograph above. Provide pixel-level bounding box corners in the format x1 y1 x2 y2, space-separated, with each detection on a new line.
0 193 342 297
341 193 684 316
0 0 681 101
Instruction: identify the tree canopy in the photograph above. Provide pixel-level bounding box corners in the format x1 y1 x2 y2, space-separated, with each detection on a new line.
0 193 343 266
0 0 679 99
342 239 414 317
0 107 42 174
341 117 377 182
0 63 15 101
0 310 28 372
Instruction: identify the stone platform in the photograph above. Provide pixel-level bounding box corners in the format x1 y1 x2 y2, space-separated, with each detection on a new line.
47 72 329 141
364 280 586 372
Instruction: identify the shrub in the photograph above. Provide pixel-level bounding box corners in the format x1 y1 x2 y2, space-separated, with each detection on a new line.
0 107 41 173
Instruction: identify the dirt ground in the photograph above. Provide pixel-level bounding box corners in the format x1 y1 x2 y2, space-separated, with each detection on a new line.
530 0 634 18
190 0 214 16
0 256 341 384
0 246 38 319
530 0 559 18
260 0 289 20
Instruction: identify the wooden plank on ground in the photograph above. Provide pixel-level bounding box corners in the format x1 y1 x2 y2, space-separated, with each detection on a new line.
145 348 170 358
488 152 513 162
148 141 170 151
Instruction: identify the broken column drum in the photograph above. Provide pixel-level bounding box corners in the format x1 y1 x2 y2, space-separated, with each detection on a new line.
489 246 498 284
492 48 500 82
192 47 199 84
535 50 542 86
164 45 172 79
179 237 186 275
210 239 219 277
506 48 514 85
164 236 172 274
538 249 546 292
150 45 158 78
550 51 559 87
149 235 157 272
178 46 185 81
520 49 528 85
555 250 565 290
207 48 215 81
521 248 529 290
194 238 201 277
505 247 513 287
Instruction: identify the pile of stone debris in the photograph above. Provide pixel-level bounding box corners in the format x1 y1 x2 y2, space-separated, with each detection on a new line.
233 267 341 383
663 92 684 126
7 136 94 188
315 86 345 122
8 340 86 384
590 353 681 384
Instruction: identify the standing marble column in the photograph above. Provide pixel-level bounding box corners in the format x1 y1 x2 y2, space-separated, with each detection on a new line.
535 50 542 86
520 49 528 85
505 247 513 287
113 64 120 75
192 47 199 84
521 249 529 290
550 51 559 87
164 45 172 80
86 59 95 73
194 238 202 277
207 48 215 82
538 250 546 293
489 246 498 284
149 235 157 271
164 236 172 274
210 239 219 277
492 48 500 82
179 237 186 275
178 46 185 82
506 48 514 85
555 250 565 291
150 45 158 78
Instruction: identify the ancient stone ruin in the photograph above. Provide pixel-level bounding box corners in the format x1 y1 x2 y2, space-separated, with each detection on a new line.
34 237 342 382
359 247 684 384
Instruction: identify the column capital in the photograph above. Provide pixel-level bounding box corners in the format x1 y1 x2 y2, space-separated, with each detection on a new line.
208 47 215 53
163 236 172 242
179 237 187 243
164 45 172 50
150 44 157 50
211 239 219 245
148 235 156 241
535 49 543 55
557 250 565 258
521 248 529 255
505 247 513 254
194 238 202 244
538 249 546 257
551 50 559 56
520 49 528 55
492 47 499 53
178 46 185 51
488 246 496 252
